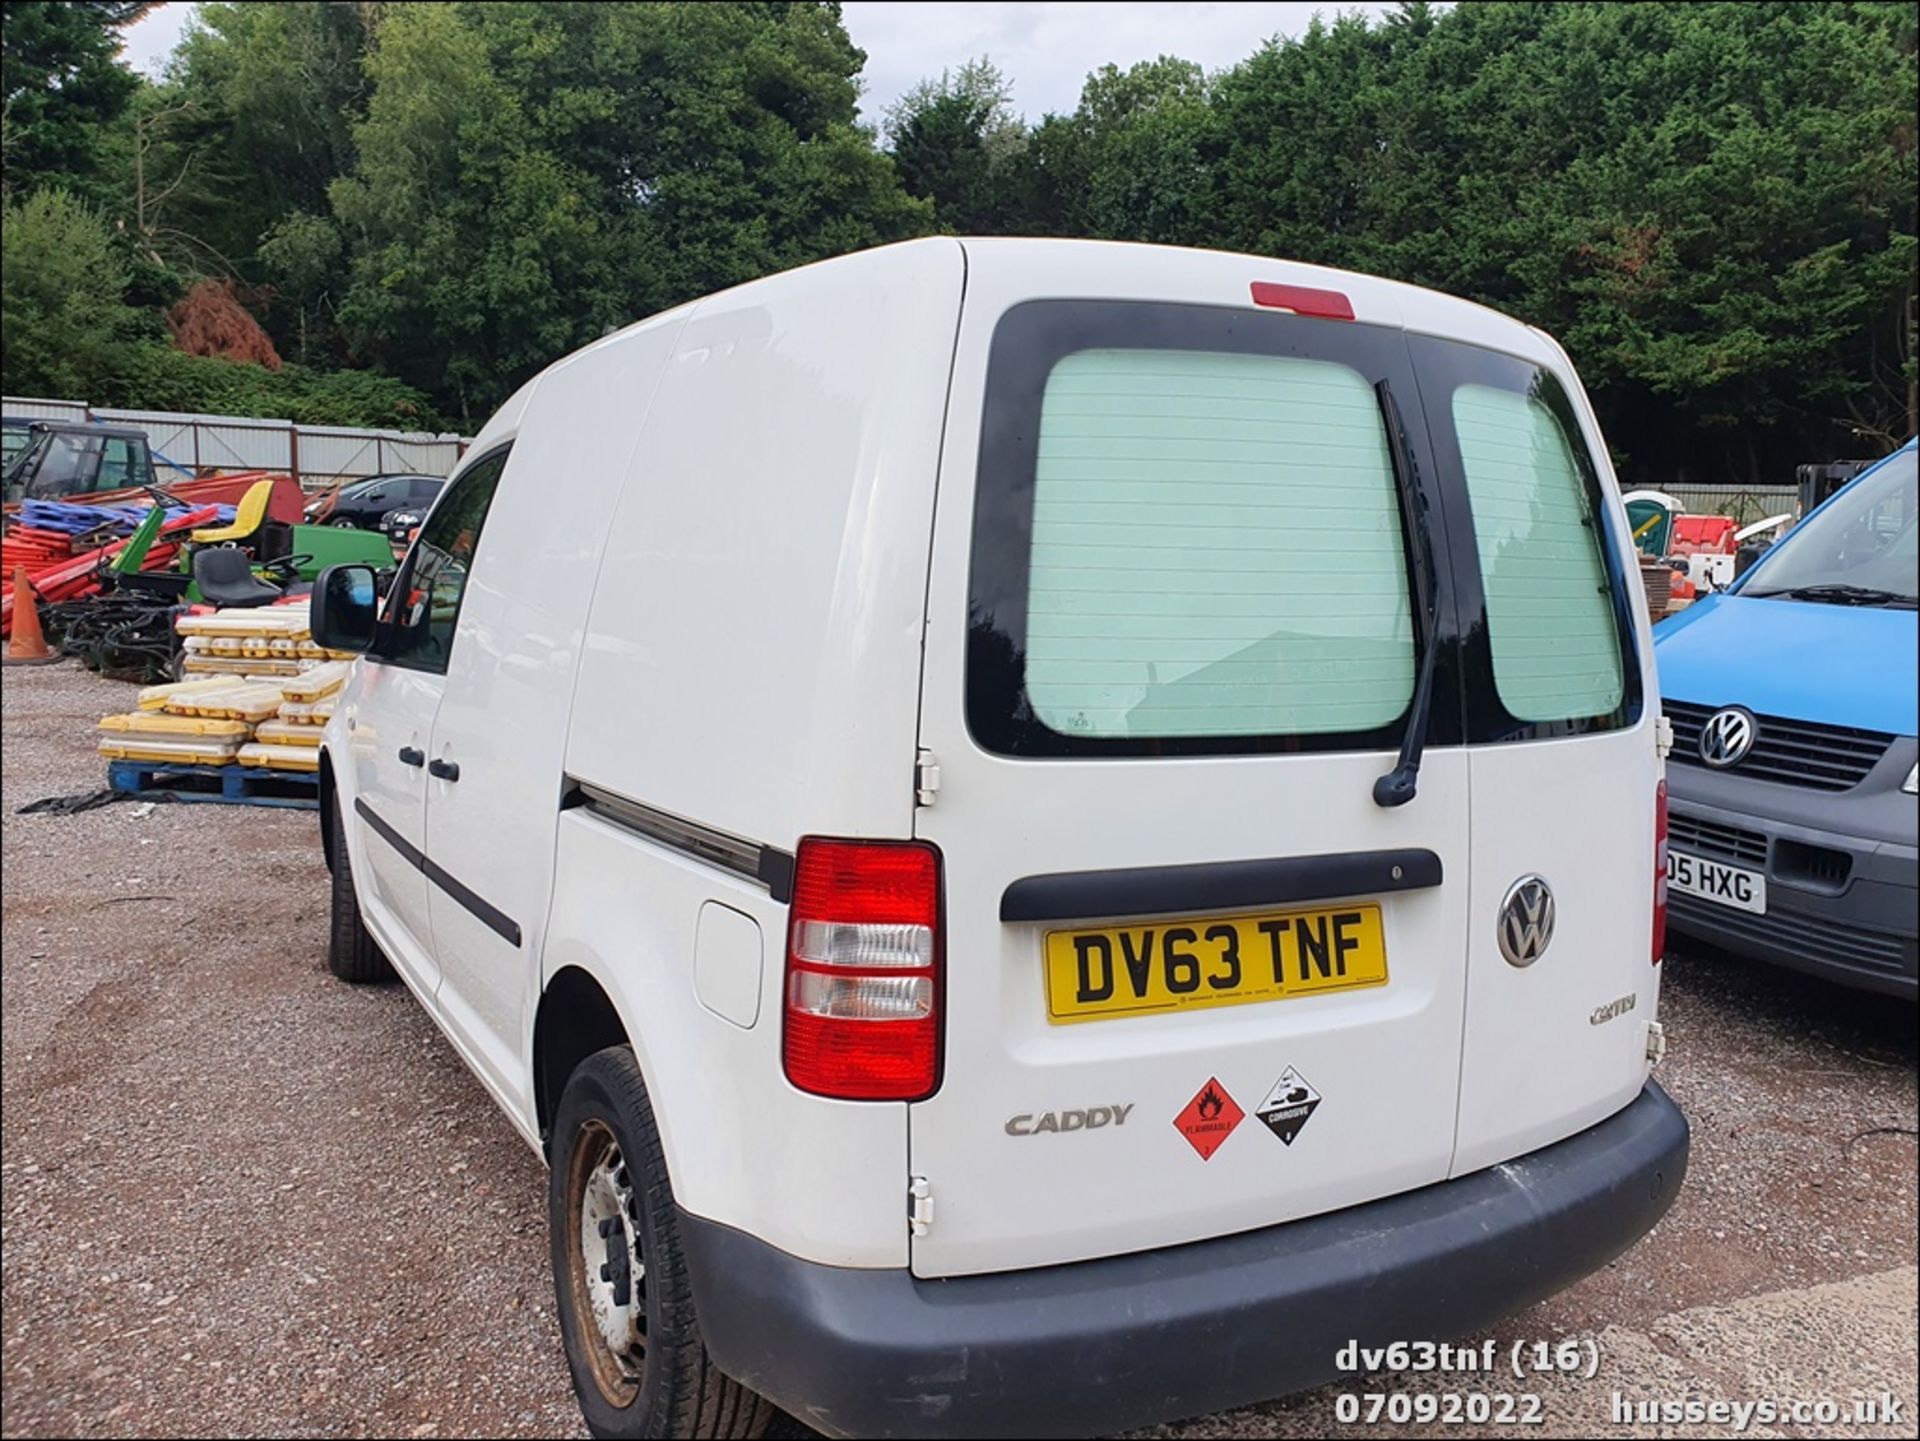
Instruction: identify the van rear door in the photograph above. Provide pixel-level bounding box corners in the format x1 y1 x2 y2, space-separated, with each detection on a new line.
908 267 1473 1278
1401 333 1662 1175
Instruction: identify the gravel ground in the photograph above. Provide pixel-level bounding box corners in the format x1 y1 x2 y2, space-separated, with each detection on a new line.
3 662 1915 1439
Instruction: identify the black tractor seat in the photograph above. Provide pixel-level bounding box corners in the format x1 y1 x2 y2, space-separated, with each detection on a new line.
192 547 286 608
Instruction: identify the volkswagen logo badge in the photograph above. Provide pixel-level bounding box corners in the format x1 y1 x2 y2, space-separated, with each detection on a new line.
1498 875 1556 968
1699 707 1757 768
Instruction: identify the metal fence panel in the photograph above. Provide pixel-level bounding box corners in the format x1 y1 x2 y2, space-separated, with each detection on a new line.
2 396 89 420
4 395 470 487
1661 484 1800 527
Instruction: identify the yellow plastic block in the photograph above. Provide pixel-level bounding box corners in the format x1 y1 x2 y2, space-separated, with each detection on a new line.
162 681 287 721
175 607 312 642
254 719 323 747
182 655 305 677
280 662 351 700
136 676 247 710
98 738 239 765
99 712 251 739
237 742 320 772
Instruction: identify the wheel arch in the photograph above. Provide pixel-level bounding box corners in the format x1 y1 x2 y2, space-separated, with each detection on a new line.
318 748 337 872
534 965 632 1152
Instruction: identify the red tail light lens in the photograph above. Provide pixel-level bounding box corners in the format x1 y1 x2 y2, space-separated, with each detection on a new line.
1652 779 1669 964
783 838 942 1100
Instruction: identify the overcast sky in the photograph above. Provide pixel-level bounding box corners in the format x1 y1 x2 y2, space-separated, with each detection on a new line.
119 2 1399 124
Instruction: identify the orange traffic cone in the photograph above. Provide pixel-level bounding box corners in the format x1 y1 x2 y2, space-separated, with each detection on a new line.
5 567 62 666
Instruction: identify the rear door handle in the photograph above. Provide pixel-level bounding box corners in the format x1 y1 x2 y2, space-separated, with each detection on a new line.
398 746 425 767
428 757 461 782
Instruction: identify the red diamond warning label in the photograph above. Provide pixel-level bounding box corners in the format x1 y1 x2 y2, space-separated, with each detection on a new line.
1173 1077 1244 1160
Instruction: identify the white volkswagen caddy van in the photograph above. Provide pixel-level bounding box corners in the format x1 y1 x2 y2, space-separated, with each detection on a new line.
309 238 1688 1439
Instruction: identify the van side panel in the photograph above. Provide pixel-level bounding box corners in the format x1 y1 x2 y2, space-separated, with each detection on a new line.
560 237 967 1267
568 236 966 846
542 815 910 1266
422 313 691 1136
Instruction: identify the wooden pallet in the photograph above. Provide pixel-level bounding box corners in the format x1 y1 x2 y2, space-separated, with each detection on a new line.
105 759 319 810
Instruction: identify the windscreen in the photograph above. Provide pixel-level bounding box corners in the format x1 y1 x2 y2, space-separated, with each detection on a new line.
967 302 1641 758
1743 449 1918 606
23 433 102 499
1021 348 1415 741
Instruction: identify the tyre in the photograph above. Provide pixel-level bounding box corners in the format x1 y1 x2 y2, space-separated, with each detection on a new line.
549 1046 773 1440
326 792 394 983
331 517 359 528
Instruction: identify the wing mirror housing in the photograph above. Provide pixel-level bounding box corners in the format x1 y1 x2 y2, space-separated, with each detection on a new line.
310 564 379 653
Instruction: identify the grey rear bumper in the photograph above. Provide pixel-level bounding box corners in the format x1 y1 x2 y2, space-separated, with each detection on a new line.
679 1081 1688 1439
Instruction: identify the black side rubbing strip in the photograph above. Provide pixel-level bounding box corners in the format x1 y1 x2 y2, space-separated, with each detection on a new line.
565 780 795 905
1000 849 1443 925
355 796 422 867
354 797 522 947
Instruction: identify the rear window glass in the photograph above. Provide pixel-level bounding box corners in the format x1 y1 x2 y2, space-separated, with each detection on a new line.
1453 385 1624 723
1021 349 1414 740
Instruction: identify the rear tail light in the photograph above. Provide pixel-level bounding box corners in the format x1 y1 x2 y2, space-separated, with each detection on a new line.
1652 779 1669 964
783 838 942 1100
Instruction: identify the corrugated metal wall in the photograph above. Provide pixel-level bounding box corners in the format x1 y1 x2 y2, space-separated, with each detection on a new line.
3 396 89 421
2 396 471 488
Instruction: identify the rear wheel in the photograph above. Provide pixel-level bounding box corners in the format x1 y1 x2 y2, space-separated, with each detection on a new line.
549 1047 773 1440
326 793 394 982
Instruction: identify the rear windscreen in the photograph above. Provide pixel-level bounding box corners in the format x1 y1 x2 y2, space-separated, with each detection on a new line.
965 301 1640 758
1452 384 1625 722
1022 349 1414 741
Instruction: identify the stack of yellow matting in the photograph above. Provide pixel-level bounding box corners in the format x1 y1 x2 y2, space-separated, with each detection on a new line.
173 604 357 677
233 658 356 773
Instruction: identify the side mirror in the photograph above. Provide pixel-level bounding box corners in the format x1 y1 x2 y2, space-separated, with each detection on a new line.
311 564 379 653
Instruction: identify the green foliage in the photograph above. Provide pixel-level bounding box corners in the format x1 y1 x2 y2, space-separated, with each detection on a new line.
885 58 1026 231
0 188 147 398
2 0 1912 479
0 1 148 199
329 1 931 422
94 344 443 429
1015 57 1213 243
1197 0 1919 478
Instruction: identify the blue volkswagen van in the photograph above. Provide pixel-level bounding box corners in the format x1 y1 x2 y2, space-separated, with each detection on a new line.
1654 440 1917 997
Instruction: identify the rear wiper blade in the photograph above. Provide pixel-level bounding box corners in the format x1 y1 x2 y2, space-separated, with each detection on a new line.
1748 583 1914 607
1373 378 1441 809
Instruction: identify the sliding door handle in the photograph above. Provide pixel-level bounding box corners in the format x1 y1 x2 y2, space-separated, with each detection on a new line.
397 746 425 767
428 757 461 782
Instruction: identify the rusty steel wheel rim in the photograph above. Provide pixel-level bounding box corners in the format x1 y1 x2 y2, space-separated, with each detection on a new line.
565 1118 646 1405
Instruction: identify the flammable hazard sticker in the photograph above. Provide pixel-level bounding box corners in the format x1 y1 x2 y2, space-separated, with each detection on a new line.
1254 1066 1322 1147
1173 1077 1244 1160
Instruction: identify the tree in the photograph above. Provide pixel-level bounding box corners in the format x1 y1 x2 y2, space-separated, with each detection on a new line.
0 1 150 199
1202 0 1918 482
1042 57 1211 243
330 1 930 422
884 57 1024 231
0 188 145 396
136 2 373 350
257 209 344 365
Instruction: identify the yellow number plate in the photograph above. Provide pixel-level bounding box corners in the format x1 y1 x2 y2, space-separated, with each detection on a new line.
1043 904 1388 1024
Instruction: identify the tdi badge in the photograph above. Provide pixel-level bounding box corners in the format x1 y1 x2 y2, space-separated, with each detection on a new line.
1254 1066 1322 1146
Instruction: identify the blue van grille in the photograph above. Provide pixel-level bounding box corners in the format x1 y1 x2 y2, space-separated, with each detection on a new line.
1665 701 1892 792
